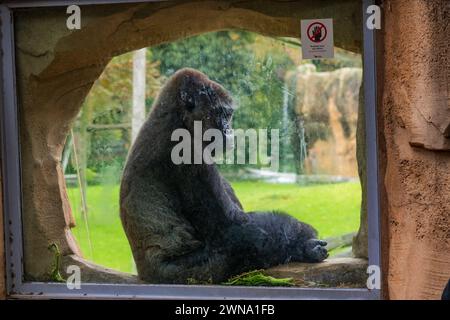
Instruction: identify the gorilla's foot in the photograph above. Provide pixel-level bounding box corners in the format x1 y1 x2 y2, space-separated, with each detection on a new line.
305 239 328 262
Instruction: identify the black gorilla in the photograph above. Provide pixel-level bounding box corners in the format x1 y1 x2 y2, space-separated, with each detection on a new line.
120 68 327 284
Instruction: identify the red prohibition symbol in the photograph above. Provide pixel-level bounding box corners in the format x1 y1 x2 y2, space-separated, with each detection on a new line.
307 22 327 43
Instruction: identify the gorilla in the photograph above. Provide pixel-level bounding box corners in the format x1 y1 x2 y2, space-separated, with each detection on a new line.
120 68 327 284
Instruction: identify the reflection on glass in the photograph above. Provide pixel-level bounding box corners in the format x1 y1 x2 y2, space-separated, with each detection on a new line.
65 31 362 280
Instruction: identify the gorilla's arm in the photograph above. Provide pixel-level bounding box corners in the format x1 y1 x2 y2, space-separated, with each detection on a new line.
221 176 243 210
174 163 247 240
145 244 230 284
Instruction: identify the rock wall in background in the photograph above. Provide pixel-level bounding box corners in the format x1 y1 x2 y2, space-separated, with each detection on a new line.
288 65 362 178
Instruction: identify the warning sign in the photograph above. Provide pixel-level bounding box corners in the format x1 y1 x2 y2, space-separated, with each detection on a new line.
301 19 334 59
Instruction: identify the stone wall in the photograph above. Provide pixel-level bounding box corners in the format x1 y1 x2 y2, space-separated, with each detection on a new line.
288 65 362 177
378 0 450 299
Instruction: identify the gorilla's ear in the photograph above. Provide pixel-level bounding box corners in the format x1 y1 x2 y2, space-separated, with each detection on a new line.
179 75 196 112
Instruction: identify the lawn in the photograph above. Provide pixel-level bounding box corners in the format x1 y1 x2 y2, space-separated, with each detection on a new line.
67 181 361 274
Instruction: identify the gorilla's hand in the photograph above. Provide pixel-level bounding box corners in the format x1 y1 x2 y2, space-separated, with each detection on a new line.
304 239 328 262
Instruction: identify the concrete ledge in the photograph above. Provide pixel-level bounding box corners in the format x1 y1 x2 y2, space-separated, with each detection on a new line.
56 256 366 287
265 258 368 288
60 255 140 284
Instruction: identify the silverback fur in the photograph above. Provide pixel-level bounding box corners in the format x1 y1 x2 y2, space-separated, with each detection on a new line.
120 68 328 284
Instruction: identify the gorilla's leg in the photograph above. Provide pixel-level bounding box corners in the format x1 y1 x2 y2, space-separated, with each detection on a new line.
246 212 328 263
214 221 293 279
215 211 329 280
141 245 228 284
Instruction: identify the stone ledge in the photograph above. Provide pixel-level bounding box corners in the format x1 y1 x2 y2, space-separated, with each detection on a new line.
265 258 368 288
58 256 367 287
56 256 367 288
61 255 140 284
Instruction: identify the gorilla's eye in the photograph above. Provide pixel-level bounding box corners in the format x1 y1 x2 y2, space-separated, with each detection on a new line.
185 98 195 111
181 91 195 111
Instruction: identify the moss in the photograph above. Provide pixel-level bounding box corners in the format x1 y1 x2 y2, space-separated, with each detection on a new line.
223 270 294 287
48 243 65 283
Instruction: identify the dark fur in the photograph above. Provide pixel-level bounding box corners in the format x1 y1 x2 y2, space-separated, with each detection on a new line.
120 68 327 284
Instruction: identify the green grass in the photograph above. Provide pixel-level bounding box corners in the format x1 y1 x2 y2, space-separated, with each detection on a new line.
67 181 361 274
232 181 361 238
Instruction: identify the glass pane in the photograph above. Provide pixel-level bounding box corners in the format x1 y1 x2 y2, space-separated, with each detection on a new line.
14 2 367 290
65 31 363 284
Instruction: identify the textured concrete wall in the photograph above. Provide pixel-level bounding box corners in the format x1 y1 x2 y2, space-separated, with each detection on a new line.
289 66 362 177
379 0 450 299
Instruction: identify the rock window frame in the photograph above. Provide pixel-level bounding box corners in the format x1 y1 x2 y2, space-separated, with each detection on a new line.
0 0 381 299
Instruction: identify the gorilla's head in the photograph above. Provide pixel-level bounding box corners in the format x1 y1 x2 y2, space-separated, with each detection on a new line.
173 68 236 148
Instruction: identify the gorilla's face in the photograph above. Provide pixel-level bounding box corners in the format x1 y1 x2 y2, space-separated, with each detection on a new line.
177 69 235 149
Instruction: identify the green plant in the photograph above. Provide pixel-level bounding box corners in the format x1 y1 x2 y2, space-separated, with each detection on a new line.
223 270 294 287
48 243 65 282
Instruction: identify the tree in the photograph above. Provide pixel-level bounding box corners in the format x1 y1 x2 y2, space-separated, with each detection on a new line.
69 50 163 180
132 48 147 143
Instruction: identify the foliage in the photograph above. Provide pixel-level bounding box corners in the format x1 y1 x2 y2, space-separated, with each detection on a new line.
223 270 294 287
152 31 296 172
72 51 163 174
48 243 65 282
86 51 163 121
68 31 362 177
152 30 294 131
67 31 304 176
